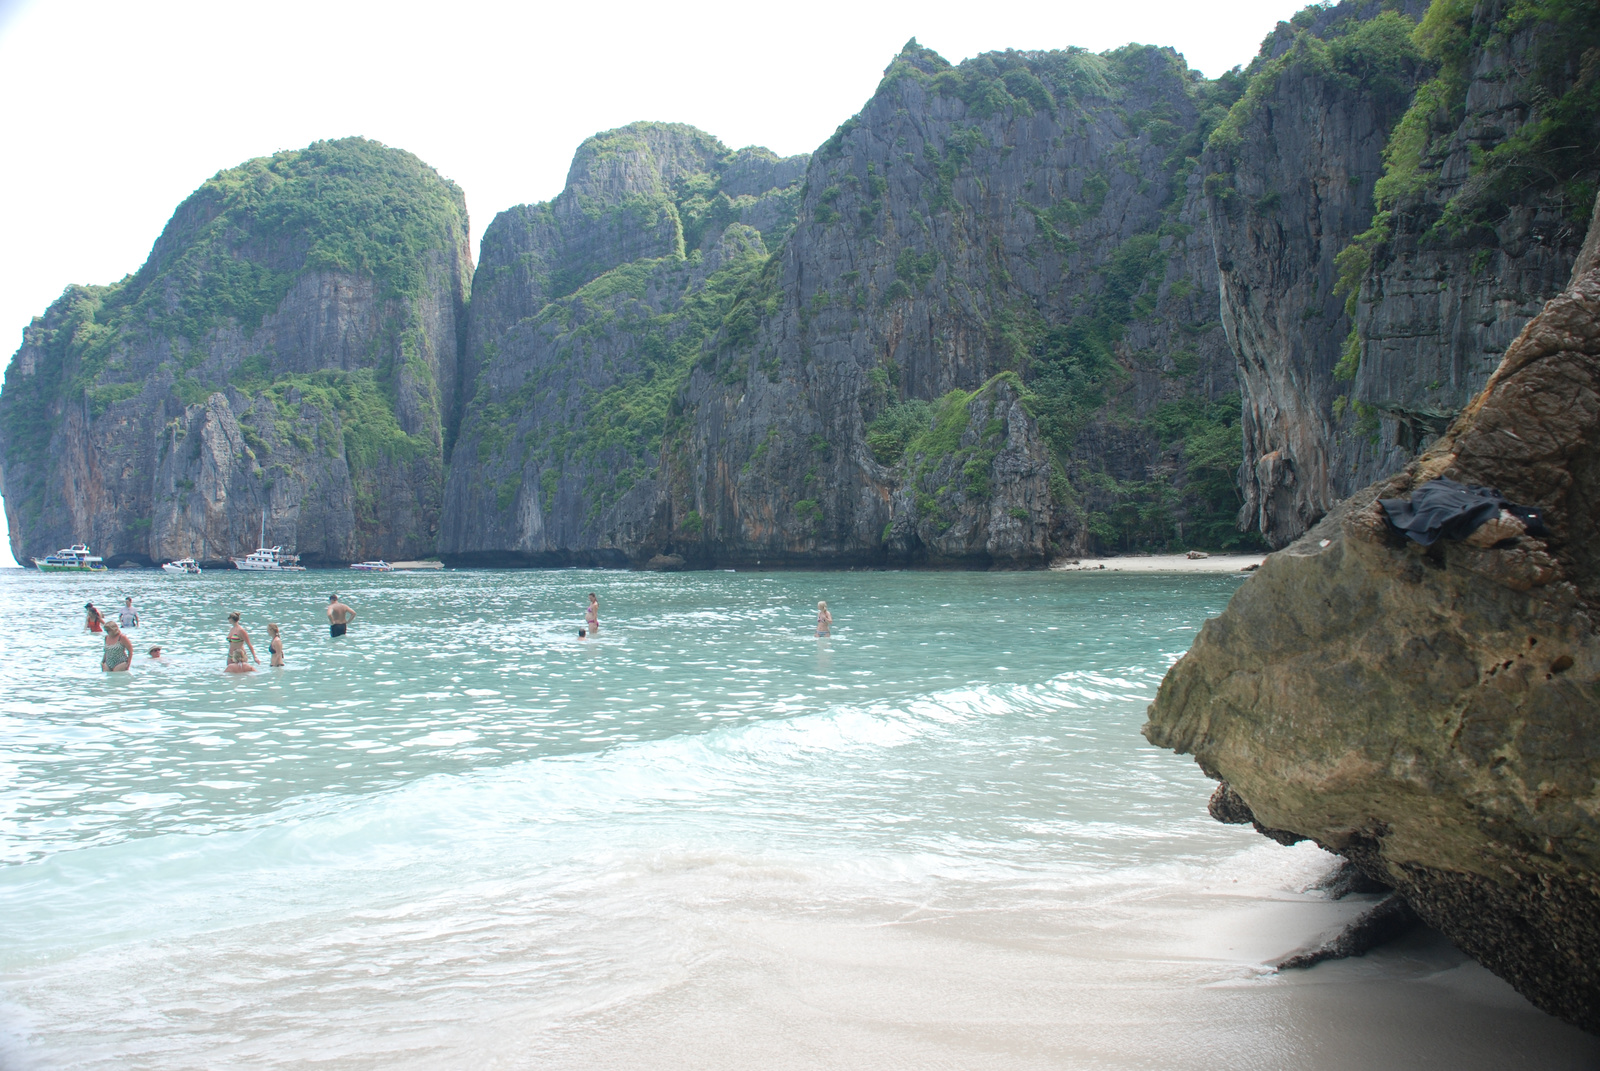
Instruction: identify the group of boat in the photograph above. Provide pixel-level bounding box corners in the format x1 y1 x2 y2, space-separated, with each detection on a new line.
31 543 393 574
29 517 395 575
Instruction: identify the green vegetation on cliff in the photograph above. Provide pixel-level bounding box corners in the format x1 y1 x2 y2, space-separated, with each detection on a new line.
0 139 467 525
1385 0 1600 229
0 137 470 560
122 137 469 346
1209 9 1422 166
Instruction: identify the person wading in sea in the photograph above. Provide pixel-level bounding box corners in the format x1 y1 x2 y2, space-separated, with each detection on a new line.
118 597 139 629
327 595 355 637
101 621 132 672
586 592 599 636
815 600 832 637
267 623 285 666
84 603 103 633
225 612 258 672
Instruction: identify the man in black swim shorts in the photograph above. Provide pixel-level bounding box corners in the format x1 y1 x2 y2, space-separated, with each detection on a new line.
327 594 355 637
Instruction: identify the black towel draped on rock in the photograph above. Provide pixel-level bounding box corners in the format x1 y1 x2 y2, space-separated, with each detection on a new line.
1379 478 1549 546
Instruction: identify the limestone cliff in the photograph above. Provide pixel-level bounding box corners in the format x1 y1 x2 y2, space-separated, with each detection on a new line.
442 124 804 564
448 47 1254 568
0 138 471 566
1212 0 1600 546
1144 212 1600 1030
663 42 1245 567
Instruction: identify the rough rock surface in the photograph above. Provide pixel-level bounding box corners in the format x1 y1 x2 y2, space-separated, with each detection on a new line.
0 138 471 566
1144 236 1600 1030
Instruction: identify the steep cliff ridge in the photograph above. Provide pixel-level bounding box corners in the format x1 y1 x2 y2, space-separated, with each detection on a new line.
1339 0 1600 494
443 124 805 564
1204 1 1429 546
1144 223 1600 1029
1213 0 1600 547
0 138 471 565
661 41 1250 568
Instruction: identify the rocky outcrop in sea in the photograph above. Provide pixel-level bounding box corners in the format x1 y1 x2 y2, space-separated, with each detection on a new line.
0 138 471 566
1145 199 1600 1030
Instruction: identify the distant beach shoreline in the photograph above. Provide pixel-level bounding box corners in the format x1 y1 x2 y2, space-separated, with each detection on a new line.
1051 553 1265 574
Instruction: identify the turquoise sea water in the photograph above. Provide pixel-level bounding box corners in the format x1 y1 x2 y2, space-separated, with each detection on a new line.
0 567 1594 1069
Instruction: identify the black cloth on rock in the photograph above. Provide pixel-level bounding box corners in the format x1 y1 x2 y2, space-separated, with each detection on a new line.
1379 477 1549 546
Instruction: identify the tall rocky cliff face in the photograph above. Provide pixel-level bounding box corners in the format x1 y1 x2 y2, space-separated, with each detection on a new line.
665 43 1245 567
1144 206 1600 1031
1212 0 1600 546
0 138 470 566
442 124 806 564
450 48 1251 568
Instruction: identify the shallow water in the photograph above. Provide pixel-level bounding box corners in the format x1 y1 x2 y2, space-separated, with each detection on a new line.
0 567 1593 1069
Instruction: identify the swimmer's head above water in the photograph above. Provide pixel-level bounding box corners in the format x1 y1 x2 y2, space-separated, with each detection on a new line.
148 646 162 658
578 628 587 639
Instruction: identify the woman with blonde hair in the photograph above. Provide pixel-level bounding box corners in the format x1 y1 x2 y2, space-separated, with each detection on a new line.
225 612 258 673
267 623 285 667
101 620 132 672
815 600 832 637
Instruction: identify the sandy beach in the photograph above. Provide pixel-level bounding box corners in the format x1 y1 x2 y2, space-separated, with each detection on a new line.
1051 552 1266 573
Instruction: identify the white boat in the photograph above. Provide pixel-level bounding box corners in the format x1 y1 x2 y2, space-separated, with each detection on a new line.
349 560 393 572
231 546 306 572
230 513 306 572
31 544 107 573
161 558 202 575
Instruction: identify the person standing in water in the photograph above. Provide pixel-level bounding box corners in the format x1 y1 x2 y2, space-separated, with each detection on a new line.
327 595 355 637
586 592 599 636
267 623 285 666
225 612 258 672
815 600 832 637
84 603 103 633
118 596 139 629
101 621 132 672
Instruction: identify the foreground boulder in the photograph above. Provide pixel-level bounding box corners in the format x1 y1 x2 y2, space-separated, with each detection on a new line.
1144 213 1600 1031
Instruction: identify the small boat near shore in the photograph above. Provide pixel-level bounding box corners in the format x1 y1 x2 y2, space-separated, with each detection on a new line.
232 546 306 572
31 545 107 572
349 561 393 572
231 514 306 572
161 558 202 576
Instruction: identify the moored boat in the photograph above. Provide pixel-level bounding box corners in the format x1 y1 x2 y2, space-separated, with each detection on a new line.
30 545 107 572
231 546 306 572
230 513 307 572
349 561 393 572
161 558 203 576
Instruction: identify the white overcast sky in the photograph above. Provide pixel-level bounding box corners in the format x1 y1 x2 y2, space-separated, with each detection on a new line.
0 0 1307 566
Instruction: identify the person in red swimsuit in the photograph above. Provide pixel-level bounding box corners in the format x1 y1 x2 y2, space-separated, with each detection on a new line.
85 603 104 633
